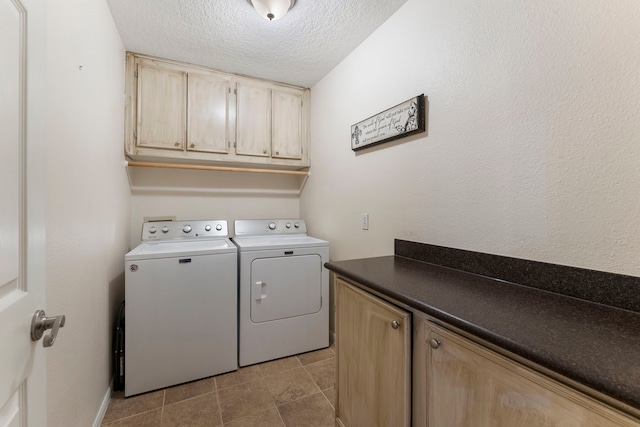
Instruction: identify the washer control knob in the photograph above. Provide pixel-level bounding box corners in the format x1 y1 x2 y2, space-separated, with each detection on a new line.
294 222 300 228
205 225 212 232
162 226 169 233
286 223 291 228
216 224 222 231
268 222 277 230
148 226 157 234
183 225 192 233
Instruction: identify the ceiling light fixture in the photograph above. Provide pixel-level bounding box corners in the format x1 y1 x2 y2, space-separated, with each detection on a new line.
248 0 296 21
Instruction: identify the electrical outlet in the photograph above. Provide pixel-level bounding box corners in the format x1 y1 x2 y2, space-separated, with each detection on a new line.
361 213 369 230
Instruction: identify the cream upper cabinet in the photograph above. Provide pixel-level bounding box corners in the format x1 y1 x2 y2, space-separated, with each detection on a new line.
125 53 310 169
426 323 640 427
335 279 411 427
136 60 186 151
272 89 303 160
187 73 230 154
236 81 271 158
236 81 306 161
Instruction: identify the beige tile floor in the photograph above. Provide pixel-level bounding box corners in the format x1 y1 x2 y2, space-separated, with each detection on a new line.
102 346 336 427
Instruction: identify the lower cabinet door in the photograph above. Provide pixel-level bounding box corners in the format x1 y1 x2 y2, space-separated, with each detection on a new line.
426 323 640 427
336 279 411 427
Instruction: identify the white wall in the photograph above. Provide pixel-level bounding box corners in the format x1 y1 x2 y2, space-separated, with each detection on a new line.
45 0 130 426
128 168 302 248
301 0 640 278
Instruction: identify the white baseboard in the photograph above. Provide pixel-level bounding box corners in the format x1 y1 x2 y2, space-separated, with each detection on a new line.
93 385 111 427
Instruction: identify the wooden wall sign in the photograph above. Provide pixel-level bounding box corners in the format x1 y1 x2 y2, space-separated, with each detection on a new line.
351 94 425 151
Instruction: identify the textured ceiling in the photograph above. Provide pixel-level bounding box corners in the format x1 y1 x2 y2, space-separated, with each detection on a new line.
105 0 408 88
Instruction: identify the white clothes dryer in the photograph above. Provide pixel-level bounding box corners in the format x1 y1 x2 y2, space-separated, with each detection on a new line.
232 219 329 367
125 220 237 396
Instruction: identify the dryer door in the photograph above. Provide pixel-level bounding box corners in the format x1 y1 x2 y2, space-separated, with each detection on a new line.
250 254 322 323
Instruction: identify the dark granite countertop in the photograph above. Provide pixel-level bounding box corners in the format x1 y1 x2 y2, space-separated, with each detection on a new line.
325 247 640 413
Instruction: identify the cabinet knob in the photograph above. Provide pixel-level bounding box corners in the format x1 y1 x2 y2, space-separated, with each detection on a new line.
263 149 267 154
275 151 279 155
190 143 195 148
391 320 400 329
430 338 441 349
174 142 180 147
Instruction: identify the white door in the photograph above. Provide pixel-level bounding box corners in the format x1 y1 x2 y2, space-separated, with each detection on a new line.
0 0 47 425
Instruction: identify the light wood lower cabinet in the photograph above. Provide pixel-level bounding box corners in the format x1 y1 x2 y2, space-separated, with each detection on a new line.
333 276 639 427
335 279 411 427
426 322 640 427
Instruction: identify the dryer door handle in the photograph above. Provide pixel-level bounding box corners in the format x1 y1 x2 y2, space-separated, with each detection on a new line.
253 281 267 301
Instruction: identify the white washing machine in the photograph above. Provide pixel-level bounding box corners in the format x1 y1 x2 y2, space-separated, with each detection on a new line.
124 220 237 396
233 219 329 367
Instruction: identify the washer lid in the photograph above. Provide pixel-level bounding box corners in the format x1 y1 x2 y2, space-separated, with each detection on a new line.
125 238 236 260
232 235 328 251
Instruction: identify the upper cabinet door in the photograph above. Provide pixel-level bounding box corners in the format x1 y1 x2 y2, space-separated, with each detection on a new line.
187 73 230 154
136 61 186 150
272 89 303 160
236 82 271 157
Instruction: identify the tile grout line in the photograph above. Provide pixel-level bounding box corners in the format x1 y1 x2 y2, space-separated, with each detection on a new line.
218 370 274 426
260 366 305 384
216 365 265 391
275 403 288 427
253 364 285 426
301 356 336 410
301 363 325 396
265 378 288 427
259 354 333 426
160 390 165 425
301 356 335 388
277 389 327 407
258 358 302 378
101 407 160 426
214 385 224 427
320 388 334 410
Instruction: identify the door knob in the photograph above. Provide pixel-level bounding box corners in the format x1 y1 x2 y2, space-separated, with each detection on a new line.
31 310 66 348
